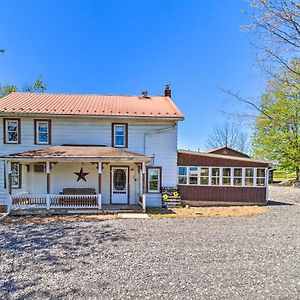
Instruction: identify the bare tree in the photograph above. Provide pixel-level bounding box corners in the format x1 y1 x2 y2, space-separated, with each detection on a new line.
244 0 300 84
206 123 249 153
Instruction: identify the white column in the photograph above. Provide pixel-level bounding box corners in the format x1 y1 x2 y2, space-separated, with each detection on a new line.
219 168 223 186
242 168 246 187
98 162 102 209
142 162 146 210
253 168 257 187
46 161 50 210
265 168 269 202
230 167 234 186
208 167 212 186
6 161 12 213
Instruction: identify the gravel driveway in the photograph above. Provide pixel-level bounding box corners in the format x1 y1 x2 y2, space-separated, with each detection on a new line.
1 186 300 300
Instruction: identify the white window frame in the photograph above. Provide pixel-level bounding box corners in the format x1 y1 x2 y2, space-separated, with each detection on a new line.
5 119 19 144
233 168 243 186
11 163 21 188
36 120 50 144
147 168 161 193
256 168 266 187
178 166 188 185
199 167 209 185
188 166 198 185
211 167 220 186
222 167 231 186
245 168 254 186
113 124 127 148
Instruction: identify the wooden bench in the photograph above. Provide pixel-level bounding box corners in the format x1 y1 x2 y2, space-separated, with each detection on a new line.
58 188 97 206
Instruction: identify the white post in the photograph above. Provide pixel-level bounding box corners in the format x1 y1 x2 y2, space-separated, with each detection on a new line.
242 168 246 187
265 168 269 202
142 162 146 210
98 162 102 209
208 167 212 186
253 168 257 187
219 167 223 186
7 161 12 213
46 161 50 210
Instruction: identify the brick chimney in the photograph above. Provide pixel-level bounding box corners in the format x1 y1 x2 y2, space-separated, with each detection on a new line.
164 84 171 98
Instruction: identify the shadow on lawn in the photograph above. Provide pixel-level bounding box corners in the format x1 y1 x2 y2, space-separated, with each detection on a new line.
0 220 128 299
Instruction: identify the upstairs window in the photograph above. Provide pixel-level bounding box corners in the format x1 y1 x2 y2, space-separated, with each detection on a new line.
112 123 128 148
4 119 20 144
147 167 161 193
35 120 51 144
257 168 266 186
178 167 187 184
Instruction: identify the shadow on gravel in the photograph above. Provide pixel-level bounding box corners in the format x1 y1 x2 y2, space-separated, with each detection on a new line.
0 221 128 299
267 200 294 206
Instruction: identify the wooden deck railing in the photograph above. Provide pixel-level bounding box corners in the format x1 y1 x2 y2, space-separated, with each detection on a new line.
12 195 47 208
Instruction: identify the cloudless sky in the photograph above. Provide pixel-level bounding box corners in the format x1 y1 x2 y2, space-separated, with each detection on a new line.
0 0 265 150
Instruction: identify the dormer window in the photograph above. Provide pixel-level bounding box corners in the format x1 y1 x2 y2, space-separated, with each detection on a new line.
34 120 51 145
4 119 21 144
112 123 128 148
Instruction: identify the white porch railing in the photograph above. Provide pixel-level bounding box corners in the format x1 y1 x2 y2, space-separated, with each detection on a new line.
50 195 98 209
138 194 146 211
12 195 47 209
11 194 100 210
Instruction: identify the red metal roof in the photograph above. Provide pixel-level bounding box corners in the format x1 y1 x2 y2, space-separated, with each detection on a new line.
0 92 184 119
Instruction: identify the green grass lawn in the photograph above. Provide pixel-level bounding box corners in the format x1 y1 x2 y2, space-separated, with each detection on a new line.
273 170 296 182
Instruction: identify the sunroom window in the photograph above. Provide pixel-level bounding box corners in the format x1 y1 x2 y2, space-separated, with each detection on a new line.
256 168 266 186
199 167 209 185
211 168 220 185
245 168 254 186
233 168 243 186
189 167 198 185
178 167 187 184
222 168 231 185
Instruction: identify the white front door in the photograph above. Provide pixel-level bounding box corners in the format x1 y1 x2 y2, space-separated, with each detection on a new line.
111 167 129 204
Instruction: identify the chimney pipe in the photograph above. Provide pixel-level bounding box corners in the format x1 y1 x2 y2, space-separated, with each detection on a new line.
164 84 171 98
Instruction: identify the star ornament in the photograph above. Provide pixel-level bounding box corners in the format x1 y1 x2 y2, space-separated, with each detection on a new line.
74 167 89 182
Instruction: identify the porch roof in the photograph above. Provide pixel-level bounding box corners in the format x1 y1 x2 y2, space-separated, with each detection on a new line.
1 145 153 162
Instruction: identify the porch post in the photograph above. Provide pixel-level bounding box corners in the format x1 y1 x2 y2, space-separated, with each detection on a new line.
7 161 12 213
98 162 102 209
46 161 50 210
142 162 146 210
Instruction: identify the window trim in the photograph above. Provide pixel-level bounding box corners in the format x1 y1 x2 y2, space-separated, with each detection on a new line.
112 123 128 148
146 167 162 193
34 119 51 145
3 118 21 144
11 162 22 189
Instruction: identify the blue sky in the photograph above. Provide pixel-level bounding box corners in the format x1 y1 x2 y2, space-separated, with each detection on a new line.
0 0 265 150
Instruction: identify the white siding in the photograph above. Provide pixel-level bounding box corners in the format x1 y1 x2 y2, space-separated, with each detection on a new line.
0 116 179 207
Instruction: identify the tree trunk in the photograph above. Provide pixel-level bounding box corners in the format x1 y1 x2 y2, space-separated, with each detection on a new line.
296 166 300 181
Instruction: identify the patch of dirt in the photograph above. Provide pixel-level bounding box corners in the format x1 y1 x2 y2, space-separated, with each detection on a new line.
1 214 117 224
148 206 267 218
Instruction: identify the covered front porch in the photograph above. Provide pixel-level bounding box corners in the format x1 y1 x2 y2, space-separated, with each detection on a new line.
2 145 153 213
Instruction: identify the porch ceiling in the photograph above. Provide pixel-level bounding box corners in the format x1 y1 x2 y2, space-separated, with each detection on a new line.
1 145 153 162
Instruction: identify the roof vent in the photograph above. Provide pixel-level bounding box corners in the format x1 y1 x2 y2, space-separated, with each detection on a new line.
142 90 149 98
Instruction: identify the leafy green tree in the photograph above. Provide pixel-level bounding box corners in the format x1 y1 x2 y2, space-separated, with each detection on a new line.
252 59 300 180
0 76 47 97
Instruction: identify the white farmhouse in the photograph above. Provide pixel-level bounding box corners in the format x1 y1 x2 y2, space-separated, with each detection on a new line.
0 85 184 212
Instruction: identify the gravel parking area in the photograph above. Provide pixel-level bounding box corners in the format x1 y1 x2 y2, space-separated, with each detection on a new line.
0 186 299 300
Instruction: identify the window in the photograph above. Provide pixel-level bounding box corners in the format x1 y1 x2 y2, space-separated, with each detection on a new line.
245 168 254 186
233 168 243 186
34 163 46 173
222 168 231 185
257 168 266 186
11 163 21 188
189 167 198 185
112 123 128 148
178 167 187 184
35 120 51 144
199 167 209 185
4 119 20 144
211 168 220 185
147 167 161 193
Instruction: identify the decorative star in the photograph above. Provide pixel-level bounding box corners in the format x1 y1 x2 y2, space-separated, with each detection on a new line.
74 167 89 182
